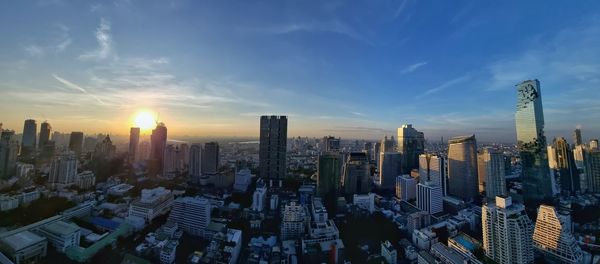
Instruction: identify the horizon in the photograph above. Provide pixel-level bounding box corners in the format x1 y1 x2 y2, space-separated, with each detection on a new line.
1 1 600 142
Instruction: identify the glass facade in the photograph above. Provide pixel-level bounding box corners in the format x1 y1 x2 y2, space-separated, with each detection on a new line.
515 79 552 202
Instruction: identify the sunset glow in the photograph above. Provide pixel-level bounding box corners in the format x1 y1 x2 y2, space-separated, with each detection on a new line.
133 111 156 131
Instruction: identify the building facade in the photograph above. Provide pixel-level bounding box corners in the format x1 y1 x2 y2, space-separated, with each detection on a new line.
447 135 478 202
533 205 582 264
259 115 288 183
397 124 425 174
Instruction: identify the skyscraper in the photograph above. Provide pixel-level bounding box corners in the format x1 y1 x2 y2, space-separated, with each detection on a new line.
21 119 37 156
201 142 219 175
482 196 534 264
38 121 51 150
552 137 579 194
585 150 600 193
418 154 446 195
342 152 370 194
93 135 116 160
479 148 507 200
68 132 84 156
49 151 78 185
416 181 443 214
396 175 416 201
189 144 202 184
129 127 140 163
590 139 599 151
447 135 478 202
163 144 178 178
573 128 582 146
0 130 19 179
322 136 340 152
379 152 401 189
515 79 552 202
533 205 582 264
259 115 288 183
380 136 396 153
317 152 341 197
150 123 168 174
397 124 425 174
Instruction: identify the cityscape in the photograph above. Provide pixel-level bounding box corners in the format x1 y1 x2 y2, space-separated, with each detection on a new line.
1 1 600 264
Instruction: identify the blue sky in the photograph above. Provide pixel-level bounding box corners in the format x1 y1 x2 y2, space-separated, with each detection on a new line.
0 0 599 142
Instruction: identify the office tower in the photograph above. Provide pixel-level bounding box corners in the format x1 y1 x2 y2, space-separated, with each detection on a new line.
68 132 84 156
418 154 446 194
189 144 202 184
259 115 287 183
280 201 306 240
417 181 443 214
533 205 582 264
482 196 533 264
590 139 599 151
447 135 478 202
163 144 177 177
49 151 78 185
150 122 168 173
552 137 580 194
179 143 189 169
396 175 416 201
363 142 373 161
397 124 425 174
478 148 507 200
373 142 381 162
129 127 140 163
93 135 116 160
547 145 558 169
380 136 396 153
82 136 97 153
379 152 401 189
201 142 219 175
38 121 51 150
573 128 582 146
322 136 340 152
0 130 19 179
21 119 36 155
342 152 370 194
515 79 552 202
586 150 600 193
317 152 341 197
137 141 150 161
168 197 211 236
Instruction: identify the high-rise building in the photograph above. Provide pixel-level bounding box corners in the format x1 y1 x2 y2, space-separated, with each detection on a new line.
163 144 178 178
515 79 552 202
379 152 402 189
547 145 558 169
586 150 600 193
373 142 381 163
150 123 168 174
380 136 396 153
482 196 533 264
447 135 478 202
342 152 370 195
416 181 443 214
201 142 219 175
397 124 425 174
129 127 140 163
479 148 507 200
21 119 37 156
38 121 51 150
552 137 580 194
49 151 78 185
280 201 306 240
322 136 340 152
168 197 211 236
252 180 268 211
418 154 446 195
573 128 582 146
68 132 84 156
0 130 19 179
396 175 416 201
189 144 202 184
259 115 287 183
533 205 582 264
137 141 150 161
590 139 599 151
93 135 116 160
317 152 341 197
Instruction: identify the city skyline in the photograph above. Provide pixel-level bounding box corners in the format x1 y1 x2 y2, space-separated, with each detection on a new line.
1 1 600 141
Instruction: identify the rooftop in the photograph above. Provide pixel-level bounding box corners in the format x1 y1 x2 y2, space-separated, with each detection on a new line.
0 231 45 251
41 221 80 235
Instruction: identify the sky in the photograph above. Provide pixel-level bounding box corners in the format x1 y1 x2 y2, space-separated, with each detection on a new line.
1 0 600 142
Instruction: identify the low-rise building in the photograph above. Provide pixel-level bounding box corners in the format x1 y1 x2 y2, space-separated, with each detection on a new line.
381 240 397 264
36 221 81 253
353 193 375 213
128 187 174 223
0 231 47 264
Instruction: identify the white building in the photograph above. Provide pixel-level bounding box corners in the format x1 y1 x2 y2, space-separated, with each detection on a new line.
479 148 507 200
416 181 443 214
533 205 582 264
15 162 34 178
418 154 446 195
75 171 95 190
36 221 80 253
482 196 533 264
311 198 328 223
49 151 78 185
0 195 19 211
353 193 375 213
251 184 267 212
381 240 397 264
396 175 416 201
128 187 174 223
233 168 252 192
159 240 178 264
168 196 211 236
281 201 307 240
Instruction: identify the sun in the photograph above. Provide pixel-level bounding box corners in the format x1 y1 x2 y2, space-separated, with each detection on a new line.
133 111 157 130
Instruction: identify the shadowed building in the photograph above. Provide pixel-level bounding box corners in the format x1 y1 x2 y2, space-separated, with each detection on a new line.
150 123 167 176
397 124 425 174
129 127 140 163
21 119 36 156
447 135 478 202
259 115 287 185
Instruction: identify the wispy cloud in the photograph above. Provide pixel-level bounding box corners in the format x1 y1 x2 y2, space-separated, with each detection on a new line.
24 45 44 57
79 17 113 61
415 74 471 99
55 24 71 52
392 0 408 20
401 61 427 74
52 74 106 105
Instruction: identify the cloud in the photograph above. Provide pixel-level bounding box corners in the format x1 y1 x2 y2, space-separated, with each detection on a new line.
24 45 44 57
401 61 427 74
415 74 471 99
52 74 106 105
55 24 71 52
392 0 408 20
79 18 113 61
